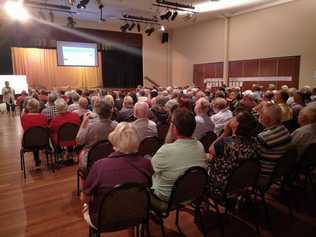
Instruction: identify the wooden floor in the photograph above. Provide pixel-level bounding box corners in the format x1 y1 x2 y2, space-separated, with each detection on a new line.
0 115 316 237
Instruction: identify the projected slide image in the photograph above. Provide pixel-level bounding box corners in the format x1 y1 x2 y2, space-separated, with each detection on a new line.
62 46 96 66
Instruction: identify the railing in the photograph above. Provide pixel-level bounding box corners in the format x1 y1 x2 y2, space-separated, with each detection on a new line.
144 76 159 87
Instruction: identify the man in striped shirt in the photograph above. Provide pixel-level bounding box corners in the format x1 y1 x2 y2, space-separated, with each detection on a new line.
256 103 292 186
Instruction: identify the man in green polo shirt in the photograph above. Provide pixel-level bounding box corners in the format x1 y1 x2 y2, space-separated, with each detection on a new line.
151 108 207 200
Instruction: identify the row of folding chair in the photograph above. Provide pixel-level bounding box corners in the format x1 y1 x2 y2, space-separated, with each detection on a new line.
20 123 80 179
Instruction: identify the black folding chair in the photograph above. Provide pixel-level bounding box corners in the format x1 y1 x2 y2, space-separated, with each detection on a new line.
282 119 299 133
20 126 54 179
138 137 162 157
157 122 170 142
89 183 150 237
207 159 260 236
150 166 209 237
199 131 217 153
295 143 316 199
54 122 80 162
77 140 114 196
255 148 299 228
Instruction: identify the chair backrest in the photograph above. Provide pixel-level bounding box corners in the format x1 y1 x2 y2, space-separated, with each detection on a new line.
138 136 162 157
273 147 298 182
168 166 208 211
225 159 260 195
299 143 316 170
157 122 170 141
57 123 79 145
87 140 114 171
199 131 217 153
96 183 150 232
22 126 50 149
282 119 299 133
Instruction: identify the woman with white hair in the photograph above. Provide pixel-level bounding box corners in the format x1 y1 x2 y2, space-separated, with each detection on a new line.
49 98 80 150
82 122 153 229
21 98 48 167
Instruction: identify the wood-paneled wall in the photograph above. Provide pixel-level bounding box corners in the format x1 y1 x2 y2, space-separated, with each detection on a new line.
193 56 300 90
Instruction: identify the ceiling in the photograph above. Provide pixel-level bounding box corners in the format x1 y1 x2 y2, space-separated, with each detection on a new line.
3 0 296 29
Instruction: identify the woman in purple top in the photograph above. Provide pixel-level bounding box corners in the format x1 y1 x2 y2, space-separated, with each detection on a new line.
82 122 154 229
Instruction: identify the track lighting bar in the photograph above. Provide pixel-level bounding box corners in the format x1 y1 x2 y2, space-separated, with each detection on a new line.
122 14 158 23
155 0 195 10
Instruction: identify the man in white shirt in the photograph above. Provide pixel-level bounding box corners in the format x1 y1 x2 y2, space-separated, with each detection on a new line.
211 97 233 136
193 97 214 139
133 102 157 142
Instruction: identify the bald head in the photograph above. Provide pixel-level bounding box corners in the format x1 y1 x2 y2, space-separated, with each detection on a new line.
298 102 316 126
134 102 149 119
259 103 282 128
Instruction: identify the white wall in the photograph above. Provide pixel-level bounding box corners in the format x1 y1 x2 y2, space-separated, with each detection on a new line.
170 19 225 86
229 0 316 88
170 0 316 88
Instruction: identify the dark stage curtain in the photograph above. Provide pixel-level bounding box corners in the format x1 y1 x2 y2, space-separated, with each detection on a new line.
0 41 13 75
102 48 143 88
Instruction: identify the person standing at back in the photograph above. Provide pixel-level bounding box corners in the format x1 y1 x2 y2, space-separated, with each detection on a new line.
2 81 15 116
151 108 207 201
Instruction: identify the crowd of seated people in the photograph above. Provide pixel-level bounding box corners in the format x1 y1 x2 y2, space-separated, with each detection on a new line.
16 83 316 230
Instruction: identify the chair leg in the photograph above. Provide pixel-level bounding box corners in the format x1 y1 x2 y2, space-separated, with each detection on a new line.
195 205 208 237
89 227 100 237
249 194 260 234
21 151 26 179
307 173 316 200
214 202 224 237
145 221 150 237
77 171 80 196
136 225 140 237
20 150 23 171
50 151 55 173
175 208 184 235
260 191 272 230
158 216 166 237
280 184 295 220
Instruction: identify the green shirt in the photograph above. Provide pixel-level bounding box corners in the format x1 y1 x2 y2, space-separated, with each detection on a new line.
151 139 207 200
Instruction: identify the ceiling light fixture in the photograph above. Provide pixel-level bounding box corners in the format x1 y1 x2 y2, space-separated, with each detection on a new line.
156 0 194 10
145 27 155 36
128 22 136 31
67 16 76 28
77 0 90 9
171 11 178 21
4 0 30 21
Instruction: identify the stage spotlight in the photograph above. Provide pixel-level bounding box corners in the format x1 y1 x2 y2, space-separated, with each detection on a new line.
77 0 90 9
171 11 178 21
145 27 155 36
165 11 172 20
120 23 130 32
67 16 76 28
137 23 141 32
4 0 30 21
129 22 135 31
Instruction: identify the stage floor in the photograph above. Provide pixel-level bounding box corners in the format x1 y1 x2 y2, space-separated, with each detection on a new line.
0 115 316 237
